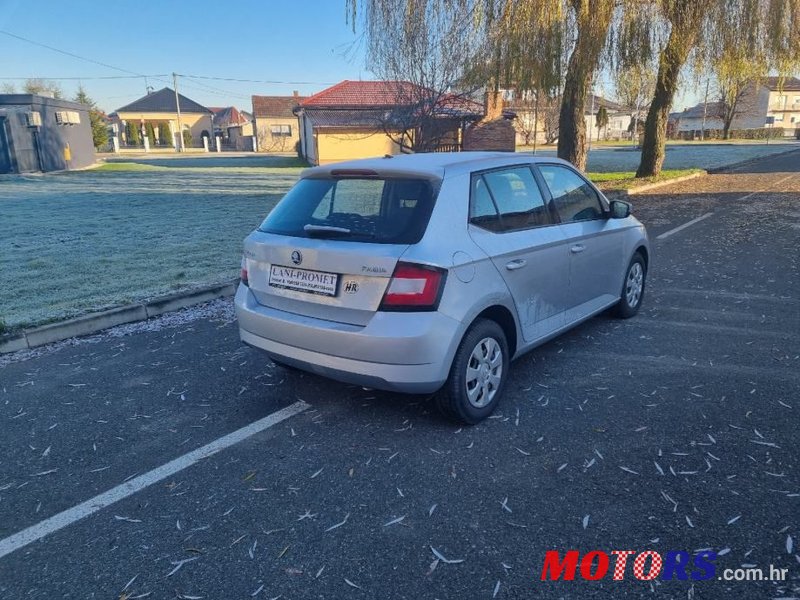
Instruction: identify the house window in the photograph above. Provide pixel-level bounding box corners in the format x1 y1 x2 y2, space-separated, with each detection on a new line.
270 124 292 136
774 115 784 122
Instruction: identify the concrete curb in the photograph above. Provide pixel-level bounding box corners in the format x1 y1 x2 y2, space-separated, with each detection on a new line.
606 145 800 198
0 281 238 354
622 171 707 196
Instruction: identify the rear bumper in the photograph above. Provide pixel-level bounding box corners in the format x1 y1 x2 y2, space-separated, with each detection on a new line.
234 284 461 393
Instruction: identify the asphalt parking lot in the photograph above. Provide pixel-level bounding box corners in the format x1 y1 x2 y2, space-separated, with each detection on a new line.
1 150 798 599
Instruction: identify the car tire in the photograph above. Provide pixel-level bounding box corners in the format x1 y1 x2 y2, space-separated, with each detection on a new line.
436 318 509 425
613 252 646 318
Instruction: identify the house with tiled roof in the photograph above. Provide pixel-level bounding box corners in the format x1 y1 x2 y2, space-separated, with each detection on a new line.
210 106 255 150
293 80 484 165
110 87 213 149
251 92 305 152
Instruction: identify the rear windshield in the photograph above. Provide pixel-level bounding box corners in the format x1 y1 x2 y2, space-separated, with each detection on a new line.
258 177 438 244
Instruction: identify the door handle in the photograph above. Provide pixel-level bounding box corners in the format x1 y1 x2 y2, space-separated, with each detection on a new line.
505 259 527 270
570 244 586 254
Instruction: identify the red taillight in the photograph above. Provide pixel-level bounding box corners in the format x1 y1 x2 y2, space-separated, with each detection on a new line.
240 256 249 286
379 262 446 311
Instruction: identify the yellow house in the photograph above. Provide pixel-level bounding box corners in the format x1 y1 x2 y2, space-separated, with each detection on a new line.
110 87 213 149
251 93 305 153
294 81 483 165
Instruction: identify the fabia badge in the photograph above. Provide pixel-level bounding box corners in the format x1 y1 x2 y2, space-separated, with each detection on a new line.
291 250 303 265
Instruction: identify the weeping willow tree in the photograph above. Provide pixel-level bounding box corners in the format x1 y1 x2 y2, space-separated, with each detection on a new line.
348 0 632 169
614 63 656 140
346 0 491 152
555 1 616 168
474 0 623 169
636 0 800 177
713 49 768 139
349 0 799 171
628 1 704 177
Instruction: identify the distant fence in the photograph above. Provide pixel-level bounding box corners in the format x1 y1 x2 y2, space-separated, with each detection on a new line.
432 143 461 152
113 135 257 153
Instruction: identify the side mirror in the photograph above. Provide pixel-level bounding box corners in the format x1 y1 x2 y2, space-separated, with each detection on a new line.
609 200 631 219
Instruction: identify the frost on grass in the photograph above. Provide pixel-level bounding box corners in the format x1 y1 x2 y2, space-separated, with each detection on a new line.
0 165 298 329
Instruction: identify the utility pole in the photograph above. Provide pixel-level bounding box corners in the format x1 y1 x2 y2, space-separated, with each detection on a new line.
533 90 539 155
588 85 595 153
700 78 709 141
173 72 184 151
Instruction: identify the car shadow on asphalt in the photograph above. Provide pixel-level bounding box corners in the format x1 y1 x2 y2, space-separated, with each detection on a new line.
266 361 455 426
262 312 623 429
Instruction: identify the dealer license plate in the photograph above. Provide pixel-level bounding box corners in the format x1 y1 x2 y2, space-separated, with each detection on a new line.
268 265 339 297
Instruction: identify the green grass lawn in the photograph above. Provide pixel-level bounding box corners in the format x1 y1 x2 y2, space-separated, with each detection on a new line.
0 158 701 331
589 168 703 192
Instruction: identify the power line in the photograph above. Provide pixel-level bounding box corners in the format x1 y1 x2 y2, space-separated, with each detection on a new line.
0 28 336 105
178 76 252 100
0 30 146 77
177 74 336 86
0 75 169 80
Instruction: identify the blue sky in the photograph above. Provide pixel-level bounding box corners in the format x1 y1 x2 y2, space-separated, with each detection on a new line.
0 0 368 112
0 0 701 113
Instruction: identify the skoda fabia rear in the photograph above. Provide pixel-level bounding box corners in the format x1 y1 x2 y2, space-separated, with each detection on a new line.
236 153 650 424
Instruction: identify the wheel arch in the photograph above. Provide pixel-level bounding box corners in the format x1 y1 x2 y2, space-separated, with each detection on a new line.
472 304 519 357
633 244 649 270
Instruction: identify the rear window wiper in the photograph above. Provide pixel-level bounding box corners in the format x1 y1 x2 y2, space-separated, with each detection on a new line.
303 224 377 240
303 224 352 237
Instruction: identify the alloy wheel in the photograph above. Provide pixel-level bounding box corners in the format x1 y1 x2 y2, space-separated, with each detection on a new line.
465 337 503 408
625 262 644 308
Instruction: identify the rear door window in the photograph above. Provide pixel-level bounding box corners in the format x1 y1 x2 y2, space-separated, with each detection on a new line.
469 166 551 232
538 165 605 222
260 177 436 244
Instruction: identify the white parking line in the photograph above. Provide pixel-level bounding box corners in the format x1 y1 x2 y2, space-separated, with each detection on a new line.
733 173 797 202
656 212 713 240
0 400 309 560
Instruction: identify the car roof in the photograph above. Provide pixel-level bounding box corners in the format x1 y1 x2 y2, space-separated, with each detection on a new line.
301 152 575 180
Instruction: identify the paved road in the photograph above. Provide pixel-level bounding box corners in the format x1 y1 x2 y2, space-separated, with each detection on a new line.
1 151 798 599
525 141 799 173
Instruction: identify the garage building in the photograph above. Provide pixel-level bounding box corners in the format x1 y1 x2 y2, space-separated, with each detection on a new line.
0 94 95 174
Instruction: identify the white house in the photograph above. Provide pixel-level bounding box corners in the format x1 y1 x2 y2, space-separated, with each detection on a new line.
675 77 800 137
583 95 636 142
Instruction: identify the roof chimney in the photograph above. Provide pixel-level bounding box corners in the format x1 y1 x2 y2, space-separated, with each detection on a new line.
484 90 504 121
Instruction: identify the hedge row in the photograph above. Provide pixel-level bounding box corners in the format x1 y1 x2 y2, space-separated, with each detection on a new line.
674 127 794 141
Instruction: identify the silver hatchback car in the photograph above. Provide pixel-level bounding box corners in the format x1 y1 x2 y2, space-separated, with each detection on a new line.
236 152 649 423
